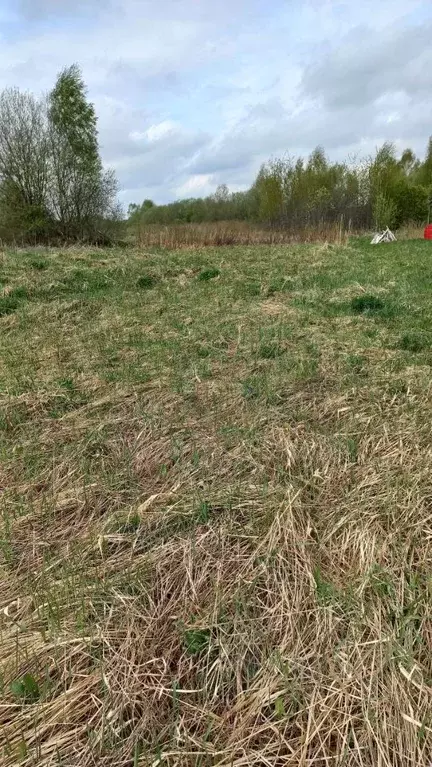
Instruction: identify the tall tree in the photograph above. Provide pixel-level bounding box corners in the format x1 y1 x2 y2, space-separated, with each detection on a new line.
0 88 51 239
49 64 98 169
415 137 432 189
48 64 118 239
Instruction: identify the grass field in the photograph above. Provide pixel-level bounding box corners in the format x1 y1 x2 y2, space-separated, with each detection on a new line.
1 238 432 766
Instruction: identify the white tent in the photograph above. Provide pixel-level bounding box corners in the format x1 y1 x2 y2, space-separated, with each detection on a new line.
371 227 397 244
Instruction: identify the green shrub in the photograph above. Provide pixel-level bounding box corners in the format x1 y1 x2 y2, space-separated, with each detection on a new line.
372 193 398 230
393 181 428 226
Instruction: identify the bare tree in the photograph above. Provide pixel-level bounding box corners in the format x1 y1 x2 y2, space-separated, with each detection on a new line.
0 88 48 201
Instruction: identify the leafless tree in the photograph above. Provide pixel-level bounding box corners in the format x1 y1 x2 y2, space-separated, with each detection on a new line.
0 88 49 208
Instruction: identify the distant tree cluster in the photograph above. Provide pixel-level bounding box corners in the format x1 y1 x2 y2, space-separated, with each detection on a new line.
129 140 432 233
0 65 121 243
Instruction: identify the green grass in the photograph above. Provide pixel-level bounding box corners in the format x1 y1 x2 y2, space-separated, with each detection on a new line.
136 273 159 289
350 294 386 315
197 266 220 281
0 238 432 765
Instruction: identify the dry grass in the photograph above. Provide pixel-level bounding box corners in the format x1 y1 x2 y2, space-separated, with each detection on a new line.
135 220 349 248
0 239 432 765
396 224 426 240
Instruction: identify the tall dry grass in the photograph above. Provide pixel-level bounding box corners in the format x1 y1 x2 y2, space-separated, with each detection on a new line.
396 224 427 240
135 220 350 248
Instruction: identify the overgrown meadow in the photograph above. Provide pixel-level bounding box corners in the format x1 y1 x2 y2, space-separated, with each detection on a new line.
1 239 432 765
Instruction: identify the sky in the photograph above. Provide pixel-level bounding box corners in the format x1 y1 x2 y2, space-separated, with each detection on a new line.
1 0 432 207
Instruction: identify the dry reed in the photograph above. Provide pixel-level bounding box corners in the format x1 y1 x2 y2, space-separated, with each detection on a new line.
135 221 350 249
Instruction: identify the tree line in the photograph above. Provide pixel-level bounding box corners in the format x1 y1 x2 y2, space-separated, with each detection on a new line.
129 141 432 232
0 65 120 243
2 64 432 244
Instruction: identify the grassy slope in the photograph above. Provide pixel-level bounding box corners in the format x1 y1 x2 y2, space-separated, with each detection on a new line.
0 239 431 765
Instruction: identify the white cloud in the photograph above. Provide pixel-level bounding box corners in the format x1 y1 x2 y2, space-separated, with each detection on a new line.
0 0 431 203
302 21 432 109
141 121 178 144
175 174 213 198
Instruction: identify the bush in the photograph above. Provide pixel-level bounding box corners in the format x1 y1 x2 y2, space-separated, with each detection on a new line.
372 193 398 230
393 182 428 227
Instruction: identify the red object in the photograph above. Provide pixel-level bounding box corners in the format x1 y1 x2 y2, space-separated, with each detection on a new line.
424 225 432 239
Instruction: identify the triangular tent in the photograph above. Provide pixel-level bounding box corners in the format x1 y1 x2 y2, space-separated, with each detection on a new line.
371 227 397 244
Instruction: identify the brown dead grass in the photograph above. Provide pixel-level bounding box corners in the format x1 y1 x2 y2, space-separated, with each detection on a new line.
1 382 431 765
396 225 426 240
135 220 349 249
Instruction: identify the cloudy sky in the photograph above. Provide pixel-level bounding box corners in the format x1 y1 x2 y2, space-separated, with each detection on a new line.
1 0 432 207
